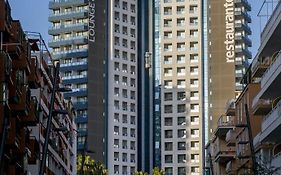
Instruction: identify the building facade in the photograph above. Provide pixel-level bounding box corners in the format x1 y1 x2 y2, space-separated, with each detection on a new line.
158 0 203 174
206 2 281 174
49 0 153 174
48 0 93 153
0 0 77 174
207 0 252 140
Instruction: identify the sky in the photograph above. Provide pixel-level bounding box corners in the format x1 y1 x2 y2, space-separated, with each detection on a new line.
9 0 264 58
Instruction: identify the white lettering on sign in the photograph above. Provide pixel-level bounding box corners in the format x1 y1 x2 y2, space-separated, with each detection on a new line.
224 0 235 63
89 0 96 42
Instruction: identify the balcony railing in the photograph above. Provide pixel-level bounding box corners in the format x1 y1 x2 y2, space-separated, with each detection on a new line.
261 1 281 43
252 93 272 115
225 130 236 146
251 56 271 78
225 99 236 116
217 115 235 127
260 99 281 141
261 51 281 89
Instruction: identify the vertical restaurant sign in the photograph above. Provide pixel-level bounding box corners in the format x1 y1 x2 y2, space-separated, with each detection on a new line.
89 0 96 42
224 0 235 63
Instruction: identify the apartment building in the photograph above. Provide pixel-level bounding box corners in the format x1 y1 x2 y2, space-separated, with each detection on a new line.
48 0 92 153
49 0 154 174
205 71 262 174
206 1 281 174
159 0 203 174
251 0 281 173
207 0 252 139
0 0 77 174
108 0 139 174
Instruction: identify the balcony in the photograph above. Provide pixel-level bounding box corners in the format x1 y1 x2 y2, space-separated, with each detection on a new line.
62 74 87 84
251 56 270 78
226 161 236 175
49 0 89 9
60 61 88 71
259 52 281 99
48 23 88 35
260 100 281 143
73 101 88 110
28 57 41 88
226 130 236 146
78 128 88 136
234 0 251 11
235 22 252 35
271 152 281 171
235 47 252 58
214 115 235 138
20 96 39 126
75 115 88 123
0 51 12 81
260 1 281 47
234 10 251 23
49 9 88 22
52 48 88 60
10 86 31 116
252 98 272 115
12 50 31 73
48 36 88 48
213 138 236 163
64 88 87 98
27 136 40 164
225 99 236 116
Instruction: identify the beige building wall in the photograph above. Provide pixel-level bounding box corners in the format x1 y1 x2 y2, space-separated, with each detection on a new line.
159 0 203 174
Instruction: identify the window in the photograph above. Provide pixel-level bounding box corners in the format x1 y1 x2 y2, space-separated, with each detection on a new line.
164 56 172 64
114 165 119 174
165 130 173 138
177 79 186 88
191 116 199 125
114 152 119 161
177 92 186 100
178 142 186 150
114 126 119 135
130 128 136 137
130 116 136 125
165 167 173 175
178 117 186 125
191 129 199 138
178 129 186 138
165 142 173 151
164 117 173 126
114 113 119 122
178 167 186 175
122 153 127 162
177 104 186 113
177 55 185 63
165 155 173 163
164 105 173 113
122 127 128 136
122 140 127 149
191 141 199 150
164 68 173 76
178 154 186 163
114 139 119 148
191 154 200 163
164 92 173 101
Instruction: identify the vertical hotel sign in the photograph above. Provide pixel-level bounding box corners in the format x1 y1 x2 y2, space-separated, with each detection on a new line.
89 0 96 43
224 0 235 63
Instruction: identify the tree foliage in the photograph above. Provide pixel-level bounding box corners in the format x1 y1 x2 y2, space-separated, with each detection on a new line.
77 154 108 175
133 167 165 175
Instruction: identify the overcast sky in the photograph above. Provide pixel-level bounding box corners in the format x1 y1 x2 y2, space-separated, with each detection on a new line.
9 0 264 58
